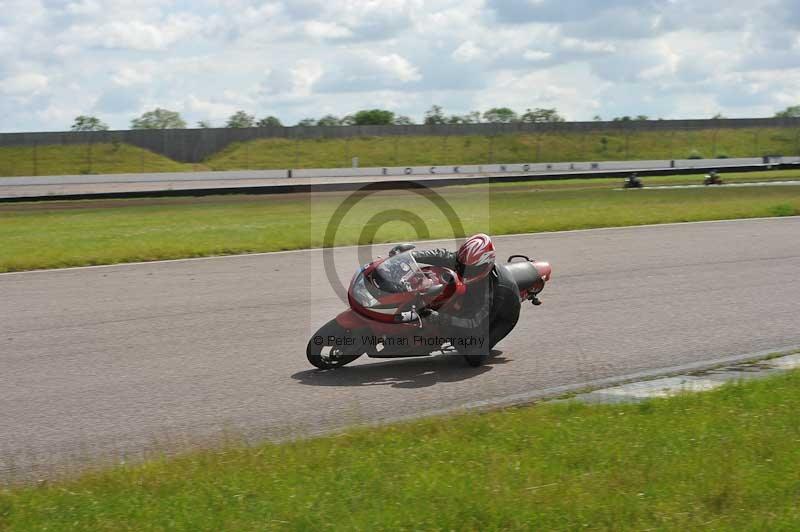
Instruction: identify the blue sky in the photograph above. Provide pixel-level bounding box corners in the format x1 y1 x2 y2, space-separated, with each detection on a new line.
1 0 798 132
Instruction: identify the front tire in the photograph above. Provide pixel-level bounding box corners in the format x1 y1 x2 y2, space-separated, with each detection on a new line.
463 353 490 367
307 320 363 370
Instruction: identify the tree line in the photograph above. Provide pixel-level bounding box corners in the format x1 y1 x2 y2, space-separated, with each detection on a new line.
69 105 800 131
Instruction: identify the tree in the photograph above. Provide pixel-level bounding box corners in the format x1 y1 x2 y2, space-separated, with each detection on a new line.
482 107 518 123
339 114 356 126
257 116 282 127
71 115 109 131
226 110 256 128
131 108 186 129
424 105 446 125
296 118 317 126
520 108 564 123
711 113 726 119
612 115 632 122
197 120 213 128
774 105 800 118
635 115 649 121
393 115 414 125
316 114 341 127
446 111 481 124
352 109 395 125
592 115 603 121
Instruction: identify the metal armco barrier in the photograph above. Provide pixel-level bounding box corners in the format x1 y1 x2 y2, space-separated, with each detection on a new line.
1 157 797 203
1 117 799 164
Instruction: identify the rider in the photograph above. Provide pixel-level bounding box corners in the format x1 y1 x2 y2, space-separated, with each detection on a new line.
409 234 521 357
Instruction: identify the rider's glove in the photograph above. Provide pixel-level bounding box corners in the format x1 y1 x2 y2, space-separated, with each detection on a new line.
423 309 443 326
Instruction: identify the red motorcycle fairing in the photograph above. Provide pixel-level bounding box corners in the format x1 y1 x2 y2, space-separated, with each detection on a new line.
307 243 552 369
335 308 422 335
348 254 465 324
335 308 370 331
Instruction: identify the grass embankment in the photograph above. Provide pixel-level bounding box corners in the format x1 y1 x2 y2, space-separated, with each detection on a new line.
206 127 800 170
1 126 798 177
3 370 800 529
0 143 194 177
1 176 798 272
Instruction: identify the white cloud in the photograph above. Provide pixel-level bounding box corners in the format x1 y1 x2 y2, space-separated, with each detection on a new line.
70 16 200 51
1 73 49 95
0 0 798 132
186 95 239 121
370 53 421 83
522 50 551 62
452 41 483 63
112 66 154 87
290 60 325 96
304 21 353 40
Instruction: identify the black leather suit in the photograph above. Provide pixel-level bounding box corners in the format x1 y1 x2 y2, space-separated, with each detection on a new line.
411 249 521 354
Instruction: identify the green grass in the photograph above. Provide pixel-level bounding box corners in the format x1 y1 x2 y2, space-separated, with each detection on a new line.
0 143 195 177
1 178 798 272
206 127 800 170
3 369 800 530
2 126 799 176
485 168 800 190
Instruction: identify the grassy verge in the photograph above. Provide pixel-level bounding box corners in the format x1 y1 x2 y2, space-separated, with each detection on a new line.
3 370 800 530
2 126 798 177
485 168 800 190
206 127 800 170
0 143 196 177
1 181 798 272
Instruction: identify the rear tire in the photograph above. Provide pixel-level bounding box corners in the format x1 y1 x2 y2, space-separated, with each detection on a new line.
307 320 363 370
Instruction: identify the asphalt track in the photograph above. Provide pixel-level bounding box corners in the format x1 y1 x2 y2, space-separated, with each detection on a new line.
2 217 800 481
3 156 797 200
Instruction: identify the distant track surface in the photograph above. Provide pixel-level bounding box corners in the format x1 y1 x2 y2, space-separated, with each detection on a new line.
1 217 799 481
2 157 798 201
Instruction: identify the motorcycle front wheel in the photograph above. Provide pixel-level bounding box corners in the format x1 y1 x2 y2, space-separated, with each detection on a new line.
463 353 490 367
307 319 364 370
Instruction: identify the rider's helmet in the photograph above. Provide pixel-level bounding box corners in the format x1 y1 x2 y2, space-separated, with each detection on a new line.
456 233 496 284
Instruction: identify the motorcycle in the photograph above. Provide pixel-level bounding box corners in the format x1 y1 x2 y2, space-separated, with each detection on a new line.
623 173 643 189
704 171 723 185
307 245 552 369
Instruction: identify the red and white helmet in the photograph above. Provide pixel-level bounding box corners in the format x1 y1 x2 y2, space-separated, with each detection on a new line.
457 233 496 283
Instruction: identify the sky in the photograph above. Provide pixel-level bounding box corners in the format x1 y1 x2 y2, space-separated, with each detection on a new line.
1 0 799 132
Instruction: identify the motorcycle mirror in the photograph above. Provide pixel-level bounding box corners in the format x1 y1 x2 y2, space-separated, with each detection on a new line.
389 243 416 257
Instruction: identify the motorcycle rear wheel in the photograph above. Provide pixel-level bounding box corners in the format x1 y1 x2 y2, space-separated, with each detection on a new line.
307 319 363 370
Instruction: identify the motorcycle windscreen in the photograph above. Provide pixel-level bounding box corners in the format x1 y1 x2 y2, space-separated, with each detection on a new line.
371 252 432 295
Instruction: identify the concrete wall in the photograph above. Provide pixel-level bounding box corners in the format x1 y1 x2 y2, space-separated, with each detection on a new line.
2 117 799 164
